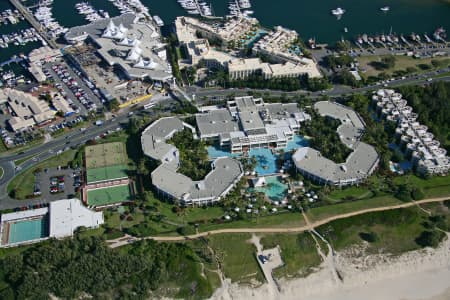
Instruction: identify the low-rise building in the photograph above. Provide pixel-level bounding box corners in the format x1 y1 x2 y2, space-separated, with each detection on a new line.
52 94 74 117
293 101 379 186
228 57 321 80
0 199 104 248
176 16 259 48
175 17 321 80
141 117 243 206
253 26 299 64
65 13 172 82
372 89 450 175
27 46 62 83
1 88 55 131
196 96 310 152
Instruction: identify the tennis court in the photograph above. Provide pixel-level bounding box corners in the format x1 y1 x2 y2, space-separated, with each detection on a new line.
8 215 49 244
87 184 133 207
85 142 127 169
86 164 128 184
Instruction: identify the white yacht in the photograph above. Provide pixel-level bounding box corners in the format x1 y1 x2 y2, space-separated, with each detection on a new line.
331 7 345 16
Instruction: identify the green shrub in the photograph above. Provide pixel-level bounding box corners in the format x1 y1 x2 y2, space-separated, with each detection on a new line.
415 230 444 248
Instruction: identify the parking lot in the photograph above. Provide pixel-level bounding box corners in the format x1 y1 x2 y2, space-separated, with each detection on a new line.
43 59 103 116
33 167 82 201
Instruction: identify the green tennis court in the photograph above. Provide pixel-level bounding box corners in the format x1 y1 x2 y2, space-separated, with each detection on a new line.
8 216 49 244
85 142 127 169
86 164 128 184
87 184 133 207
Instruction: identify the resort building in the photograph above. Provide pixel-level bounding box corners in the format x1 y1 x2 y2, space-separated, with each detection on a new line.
0 198 104 248
0 88 56 131
141 117 243 206
227 58 321 80
253 26 300 64
372 89 450 175
196 96 311 153
65 13 172 82
293 101 379 186
175 16 259 48
174 17 321 80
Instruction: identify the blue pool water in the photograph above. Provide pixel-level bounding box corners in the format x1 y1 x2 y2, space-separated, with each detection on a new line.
207 146 237 159
249 148 278 176
251 176 288 201
8 215 49 244
208 135 308 175
285 135 309 152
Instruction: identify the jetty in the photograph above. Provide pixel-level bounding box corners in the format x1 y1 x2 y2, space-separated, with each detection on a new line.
8 0 58 49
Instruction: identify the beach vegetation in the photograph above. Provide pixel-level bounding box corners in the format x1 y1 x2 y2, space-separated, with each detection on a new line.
0 237 216 299
260 233 322 279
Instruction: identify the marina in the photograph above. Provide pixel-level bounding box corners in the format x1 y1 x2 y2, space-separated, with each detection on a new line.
75 2 110 23
352 27 447 51
0 8 24 26
176 0 215 17
141 0 450 45
0 27 44 49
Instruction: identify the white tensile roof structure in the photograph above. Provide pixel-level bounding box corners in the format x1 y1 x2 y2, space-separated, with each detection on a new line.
134 57 158 69
102 20 128 40
126 44 143 61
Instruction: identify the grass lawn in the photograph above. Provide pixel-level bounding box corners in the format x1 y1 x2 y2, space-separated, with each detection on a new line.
148 199 226 225
306 196 403 222
207 233 264 284
316 207 431 255
433 71 450 78
7 150 77 200
394 175 450 197
197 211 306 233
357 55 450 77
260 233 322 279
104 209 146 229
0 140 7 153
327 186 373 201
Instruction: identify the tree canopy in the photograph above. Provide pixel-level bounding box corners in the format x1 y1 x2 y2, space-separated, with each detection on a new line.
0 237 214 299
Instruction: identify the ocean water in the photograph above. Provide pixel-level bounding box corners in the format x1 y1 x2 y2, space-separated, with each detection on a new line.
143 0 450 44
2 1 448 66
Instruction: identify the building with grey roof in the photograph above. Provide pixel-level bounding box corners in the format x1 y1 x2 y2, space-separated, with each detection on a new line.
196 96 310 153
141 117 243 206
65 13 172 82
372 89 449 175
293 101 379 186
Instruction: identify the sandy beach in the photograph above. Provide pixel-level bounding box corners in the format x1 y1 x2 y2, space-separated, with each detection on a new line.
210 234 450 300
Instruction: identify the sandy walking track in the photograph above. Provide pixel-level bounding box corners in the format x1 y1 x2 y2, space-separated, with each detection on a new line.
108 196 449 247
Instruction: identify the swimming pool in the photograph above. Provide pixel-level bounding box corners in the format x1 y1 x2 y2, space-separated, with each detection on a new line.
251 176 288 201
208 135 308 175
249 148 278 175
207 145 236 159
285 135 309 152
8 215 49 244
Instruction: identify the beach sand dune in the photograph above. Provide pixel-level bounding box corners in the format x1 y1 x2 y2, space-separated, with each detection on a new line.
210 234 450 300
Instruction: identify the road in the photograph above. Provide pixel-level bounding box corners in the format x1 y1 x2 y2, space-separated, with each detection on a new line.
0 93 179 210
0 115 128 209
187 68 450 104
1 66 449 210
107 196 450 248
